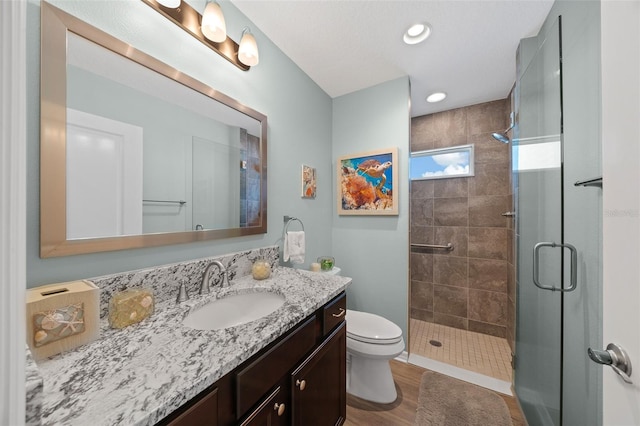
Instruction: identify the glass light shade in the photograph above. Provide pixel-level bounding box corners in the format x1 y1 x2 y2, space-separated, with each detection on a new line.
201 1 227 43
156 0 181 8
238 30 259 66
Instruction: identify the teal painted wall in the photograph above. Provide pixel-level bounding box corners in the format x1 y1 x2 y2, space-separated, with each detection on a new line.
332 77 411 339
26 0 333 286
27 1 412 342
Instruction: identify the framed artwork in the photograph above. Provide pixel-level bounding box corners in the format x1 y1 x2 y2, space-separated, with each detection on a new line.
337 147 398 215
301 164 316 198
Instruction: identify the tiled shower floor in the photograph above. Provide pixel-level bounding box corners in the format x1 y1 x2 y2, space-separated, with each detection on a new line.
409 319 513 382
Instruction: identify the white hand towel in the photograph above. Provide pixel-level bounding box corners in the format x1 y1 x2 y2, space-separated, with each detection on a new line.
284 231 305 264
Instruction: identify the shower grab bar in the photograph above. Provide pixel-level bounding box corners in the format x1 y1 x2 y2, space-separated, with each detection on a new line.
410 243 454 251
533 242 578 292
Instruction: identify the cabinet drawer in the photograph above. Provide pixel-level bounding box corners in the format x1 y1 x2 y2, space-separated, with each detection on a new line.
236 316 316 418
322 292 346 335
239 385 287 426
165 387 218 426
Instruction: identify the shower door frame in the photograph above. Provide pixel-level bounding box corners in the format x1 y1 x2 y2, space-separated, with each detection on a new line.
514 14 565 426
515 8 604 425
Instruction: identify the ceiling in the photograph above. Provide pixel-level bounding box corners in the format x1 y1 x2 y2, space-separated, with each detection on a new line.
231 0 554 117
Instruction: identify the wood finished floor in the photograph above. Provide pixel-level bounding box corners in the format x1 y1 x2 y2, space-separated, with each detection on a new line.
344 360 525 426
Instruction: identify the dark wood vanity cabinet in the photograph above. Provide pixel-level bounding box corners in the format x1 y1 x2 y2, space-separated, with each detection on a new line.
164 386 219 426
291 323 346 425
158 292 346 426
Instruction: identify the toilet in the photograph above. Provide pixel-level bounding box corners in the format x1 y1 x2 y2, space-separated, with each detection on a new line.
345 310 405 403
324 267 405 404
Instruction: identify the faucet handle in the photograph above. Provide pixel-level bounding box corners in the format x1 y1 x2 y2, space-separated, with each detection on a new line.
176 281 190 303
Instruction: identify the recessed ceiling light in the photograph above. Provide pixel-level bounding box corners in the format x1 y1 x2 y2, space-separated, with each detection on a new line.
403 23 431 45
426 92 447 103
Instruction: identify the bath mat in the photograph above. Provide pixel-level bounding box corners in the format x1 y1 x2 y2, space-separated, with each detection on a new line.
414 371 512 426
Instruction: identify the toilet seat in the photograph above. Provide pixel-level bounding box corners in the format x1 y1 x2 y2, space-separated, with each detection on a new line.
346 310 403 345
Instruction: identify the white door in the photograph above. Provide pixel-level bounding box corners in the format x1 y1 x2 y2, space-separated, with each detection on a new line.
66 109 143 239
601 2 640 424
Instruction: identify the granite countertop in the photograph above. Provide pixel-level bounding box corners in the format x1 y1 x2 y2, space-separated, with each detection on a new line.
34 267 351 426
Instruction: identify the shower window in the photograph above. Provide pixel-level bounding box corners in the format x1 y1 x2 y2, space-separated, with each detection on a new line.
409 144 474 180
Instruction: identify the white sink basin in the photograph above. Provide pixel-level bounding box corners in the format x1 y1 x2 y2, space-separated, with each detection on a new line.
183 291 286 330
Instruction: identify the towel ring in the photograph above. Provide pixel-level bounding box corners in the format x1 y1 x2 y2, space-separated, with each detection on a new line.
284 216 304 233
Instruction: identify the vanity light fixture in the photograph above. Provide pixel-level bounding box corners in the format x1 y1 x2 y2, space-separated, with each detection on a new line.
141 0 259 71
238 28 259 66
426 92 447 103
403 23 431 45
201 1 226 43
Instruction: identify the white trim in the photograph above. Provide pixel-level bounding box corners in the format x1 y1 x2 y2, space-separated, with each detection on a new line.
0 0 27 424
408 353 513 396
394 350 409 363
602 1 640 424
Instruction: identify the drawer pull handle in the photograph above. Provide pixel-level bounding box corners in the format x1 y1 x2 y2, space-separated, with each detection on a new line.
296 379 306 391
274 402 286 416
332 308 346 318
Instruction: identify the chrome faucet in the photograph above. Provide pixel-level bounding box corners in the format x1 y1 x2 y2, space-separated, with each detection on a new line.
200 260 229 294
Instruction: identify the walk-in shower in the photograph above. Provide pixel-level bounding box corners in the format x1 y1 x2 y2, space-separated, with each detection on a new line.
408 98 514 388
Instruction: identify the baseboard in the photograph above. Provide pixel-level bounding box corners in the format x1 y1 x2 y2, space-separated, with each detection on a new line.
407 353 513 396
395 350 409 363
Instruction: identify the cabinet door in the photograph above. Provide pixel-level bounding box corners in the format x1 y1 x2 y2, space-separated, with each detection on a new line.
239 386 288 426
236 316 316 418
291 322 346 426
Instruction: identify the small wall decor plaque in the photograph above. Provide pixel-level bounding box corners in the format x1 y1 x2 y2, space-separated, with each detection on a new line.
337 147 398 215
301 164 317 198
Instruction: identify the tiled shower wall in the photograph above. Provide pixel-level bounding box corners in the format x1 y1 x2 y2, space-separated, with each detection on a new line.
410 98 515 345
239 129 261 227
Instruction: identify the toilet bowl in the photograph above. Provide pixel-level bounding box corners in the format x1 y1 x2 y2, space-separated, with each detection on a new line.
346 309 405 404
322 266 405 403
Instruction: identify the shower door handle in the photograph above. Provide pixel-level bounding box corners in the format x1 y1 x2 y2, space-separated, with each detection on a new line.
588 343 633 384
533 242 578 292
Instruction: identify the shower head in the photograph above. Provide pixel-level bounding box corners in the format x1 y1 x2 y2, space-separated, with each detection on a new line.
491 132 510 144
491 111 514 144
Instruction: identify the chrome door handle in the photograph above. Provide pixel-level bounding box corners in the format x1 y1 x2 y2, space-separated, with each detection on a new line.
588 343 633 384
533 242 578 292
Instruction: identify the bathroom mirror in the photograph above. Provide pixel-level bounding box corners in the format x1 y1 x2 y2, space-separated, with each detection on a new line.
40 2 267 258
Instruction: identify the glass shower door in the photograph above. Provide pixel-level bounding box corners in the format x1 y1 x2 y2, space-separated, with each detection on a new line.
514 16 563 426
